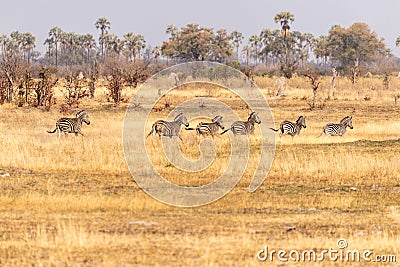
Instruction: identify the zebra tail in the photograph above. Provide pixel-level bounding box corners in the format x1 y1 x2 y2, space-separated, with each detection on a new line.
47 128 57 134
185 127 195 130
269 128 279 132
220 128 231 135
316 131 324 138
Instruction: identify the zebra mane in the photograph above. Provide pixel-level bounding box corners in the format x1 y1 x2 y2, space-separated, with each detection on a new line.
248 112 256 121
248 112 261 124
212 115 223 123
174 112 184 121
296 116 305 124
340 116 352 124
76 110 87 118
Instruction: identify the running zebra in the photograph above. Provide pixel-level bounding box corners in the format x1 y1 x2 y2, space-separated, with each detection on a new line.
270 116 306 137
221 112 261 135
147 112 189 141
48 110 91 137
318 116 353 137
186 115 225 137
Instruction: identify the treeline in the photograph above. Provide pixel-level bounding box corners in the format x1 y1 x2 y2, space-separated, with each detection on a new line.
0 12 399 109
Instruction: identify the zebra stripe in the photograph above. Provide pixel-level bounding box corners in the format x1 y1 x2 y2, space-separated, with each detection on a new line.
147 112 189 140
221 112 261 135
270 116 306 137
195 115 224 137
319 116 353 137
48 110 91 138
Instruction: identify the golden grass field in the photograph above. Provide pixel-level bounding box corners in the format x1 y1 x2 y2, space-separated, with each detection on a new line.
0 75 399 266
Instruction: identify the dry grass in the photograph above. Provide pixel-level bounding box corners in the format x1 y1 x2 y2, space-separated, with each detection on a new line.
0 76 399 266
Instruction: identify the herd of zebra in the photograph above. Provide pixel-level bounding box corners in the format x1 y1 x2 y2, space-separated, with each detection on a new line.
47 110 353 140
145 112 354 140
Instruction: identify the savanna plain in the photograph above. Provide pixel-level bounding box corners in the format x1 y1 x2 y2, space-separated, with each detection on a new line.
0 76 399 266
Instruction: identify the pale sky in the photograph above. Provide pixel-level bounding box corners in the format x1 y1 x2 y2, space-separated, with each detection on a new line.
2 0 400 56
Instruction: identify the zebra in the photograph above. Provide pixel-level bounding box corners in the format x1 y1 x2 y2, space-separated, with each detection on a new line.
48 110 90 138
270 116 306 137
221 112 261 135
186 115 225 137
146 112 189 141
318 116 353 137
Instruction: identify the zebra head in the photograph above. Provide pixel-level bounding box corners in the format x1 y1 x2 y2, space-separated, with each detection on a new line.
212 115 224 130
341 116 353 129
248 112 261 124
174 113 189 127
76 110 90 125
297 116 306 128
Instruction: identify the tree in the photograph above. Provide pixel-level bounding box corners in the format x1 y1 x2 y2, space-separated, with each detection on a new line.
272 12 300 78
249 35 261 64
0 47 26 103
313 35 330 66
95 17 111 58
304 74 321 109
61 32 79 67
103 34 123 58
326 23 387 70
260 28 273 66
166 24 179 40
33 67 58 110
48 26 63 66
80 34 96 63
20 33 35 64
241 44 251 65
212 29 233 63
274 12 295 39
123 32 135 61
134 34 146 61
230 30 243 61
62 72 90 107
161 24 232 62
44 37 53 59
9 32 36 64
152 46 161 62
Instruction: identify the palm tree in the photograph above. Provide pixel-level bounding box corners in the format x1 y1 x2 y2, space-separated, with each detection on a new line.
0 35 11 54
123 32 137 61
103 34 122 58
21 33 35 64
230 30 243 61
44 37 53 59
152 46 161 62
95 17 111 58
123 33 146 61
249 35 261 64
274 12 295 39
241 44 251 65
48 26 63 66
260 28 273 66
134 34 146 60
80 34 96 63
